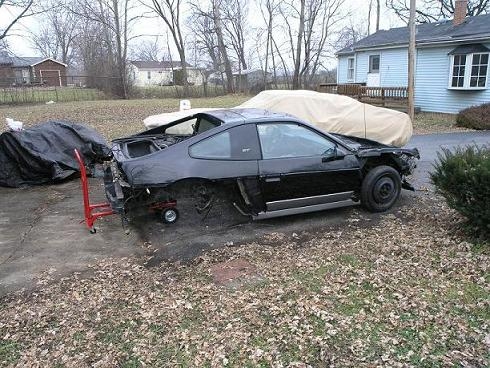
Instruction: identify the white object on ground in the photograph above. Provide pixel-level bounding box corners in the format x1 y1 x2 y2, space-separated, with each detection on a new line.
143 90 413 147
6 117 23 131
45 100 55 105
179 99 191 111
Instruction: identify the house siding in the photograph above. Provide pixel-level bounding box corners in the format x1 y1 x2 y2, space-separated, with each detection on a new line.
33 60 67 86
380 48 408 86
415 43 490 113
337 42 490 113
131 65 203 87
338 48 408 86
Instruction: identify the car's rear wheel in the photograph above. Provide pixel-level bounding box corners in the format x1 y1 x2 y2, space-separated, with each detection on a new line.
361 165 401 212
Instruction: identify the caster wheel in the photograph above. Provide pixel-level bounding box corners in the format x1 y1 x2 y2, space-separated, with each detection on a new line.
161 208 179 224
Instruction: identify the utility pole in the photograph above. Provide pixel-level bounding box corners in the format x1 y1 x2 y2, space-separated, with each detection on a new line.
408 0 416 122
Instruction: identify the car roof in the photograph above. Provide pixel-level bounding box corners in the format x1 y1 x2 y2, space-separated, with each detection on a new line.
199 108 297 125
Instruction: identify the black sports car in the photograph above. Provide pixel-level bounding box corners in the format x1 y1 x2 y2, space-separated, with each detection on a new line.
104 108 419 223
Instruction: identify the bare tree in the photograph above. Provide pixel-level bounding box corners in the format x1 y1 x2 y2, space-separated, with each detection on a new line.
143 0 189 93
73 0 140 98
0 0 35 41
190 0 234 93
260 0 282 87
281 0 345 89
221 0 248 70
211 0 234 93
334 20 368 50
133 37 168 61
29 0 78 65
187 11 221 72
376 0 381 31
386 0 490 24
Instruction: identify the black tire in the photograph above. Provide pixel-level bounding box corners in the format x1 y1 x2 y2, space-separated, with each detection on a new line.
361 165 401 212
161 208 179 224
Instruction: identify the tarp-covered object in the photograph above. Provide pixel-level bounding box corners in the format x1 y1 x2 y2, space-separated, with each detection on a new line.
0 121 111 187
143 90 412 147
238 90 412 147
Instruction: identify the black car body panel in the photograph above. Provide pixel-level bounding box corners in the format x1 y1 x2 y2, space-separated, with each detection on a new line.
104 108 419 219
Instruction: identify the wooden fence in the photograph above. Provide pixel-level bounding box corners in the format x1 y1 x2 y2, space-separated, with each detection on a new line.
318 83 408 109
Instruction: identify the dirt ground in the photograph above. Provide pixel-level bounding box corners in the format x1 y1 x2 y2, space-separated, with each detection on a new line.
0 172 418 297
0 98 487 366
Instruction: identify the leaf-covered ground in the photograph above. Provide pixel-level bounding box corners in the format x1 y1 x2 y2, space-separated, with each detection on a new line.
1 195 488 367
0 96 469 141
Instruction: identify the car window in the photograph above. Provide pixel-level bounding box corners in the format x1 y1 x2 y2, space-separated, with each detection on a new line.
189 124 261 160
257 123 336 159
196 117 218 134
229 124 261 160
165 118 196 135
189 131 231 159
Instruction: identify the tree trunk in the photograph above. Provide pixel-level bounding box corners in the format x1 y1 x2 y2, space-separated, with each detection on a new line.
292 0 305 89
213 1 234 93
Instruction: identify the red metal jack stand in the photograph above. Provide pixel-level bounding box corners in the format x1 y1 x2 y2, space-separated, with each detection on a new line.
74 149 115 233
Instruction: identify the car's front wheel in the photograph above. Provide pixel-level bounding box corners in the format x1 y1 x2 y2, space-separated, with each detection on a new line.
361 165 401 212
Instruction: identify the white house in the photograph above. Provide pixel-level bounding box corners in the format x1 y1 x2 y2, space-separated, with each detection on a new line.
130 60 204 87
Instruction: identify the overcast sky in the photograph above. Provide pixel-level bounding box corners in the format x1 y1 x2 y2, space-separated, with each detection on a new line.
1 0 404 64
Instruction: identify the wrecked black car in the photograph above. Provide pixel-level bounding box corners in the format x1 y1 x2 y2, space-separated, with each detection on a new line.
104 109 419 223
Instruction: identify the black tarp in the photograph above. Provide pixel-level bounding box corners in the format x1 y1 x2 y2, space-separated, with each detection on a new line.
0 121 111 187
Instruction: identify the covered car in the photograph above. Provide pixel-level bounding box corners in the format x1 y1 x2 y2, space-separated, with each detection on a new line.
105 108 419 222
143 90 412 147
0 121 111 187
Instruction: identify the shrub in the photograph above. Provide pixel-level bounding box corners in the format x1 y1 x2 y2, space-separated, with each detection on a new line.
456 103 490 130
430 145 490 238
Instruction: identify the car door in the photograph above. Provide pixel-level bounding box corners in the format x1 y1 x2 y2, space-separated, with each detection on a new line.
257 122 361 211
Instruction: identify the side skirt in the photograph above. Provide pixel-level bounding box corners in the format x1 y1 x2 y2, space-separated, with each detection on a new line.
252 199 358 220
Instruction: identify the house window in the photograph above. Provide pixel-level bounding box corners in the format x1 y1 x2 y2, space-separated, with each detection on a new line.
451 55 466 88
470 53 488 88
369 55 380 73
147 71 151 80
450 52 489 89
347 57 355 81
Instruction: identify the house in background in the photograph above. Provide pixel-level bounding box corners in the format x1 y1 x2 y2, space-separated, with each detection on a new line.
336 0 490 114
233 69 271 92
0 52 67 87
130 60 204 87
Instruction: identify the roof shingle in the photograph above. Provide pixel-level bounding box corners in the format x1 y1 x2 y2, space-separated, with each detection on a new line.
337 13 490 55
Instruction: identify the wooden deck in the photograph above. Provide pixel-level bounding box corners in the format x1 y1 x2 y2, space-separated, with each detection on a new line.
318 83 408 110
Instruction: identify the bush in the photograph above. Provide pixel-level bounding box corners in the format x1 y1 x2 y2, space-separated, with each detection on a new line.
430 145 490 238
456 103 490 130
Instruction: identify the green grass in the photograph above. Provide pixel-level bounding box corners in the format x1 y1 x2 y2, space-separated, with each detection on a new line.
0 340 20 365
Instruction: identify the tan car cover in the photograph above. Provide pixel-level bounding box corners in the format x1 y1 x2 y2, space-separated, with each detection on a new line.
238 90 412 147
143 90 412 147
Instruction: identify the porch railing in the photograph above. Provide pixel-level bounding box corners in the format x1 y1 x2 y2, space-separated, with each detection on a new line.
317 83 408 108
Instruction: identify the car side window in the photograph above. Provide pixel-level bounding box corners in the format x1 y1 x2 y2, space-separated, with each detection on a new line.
189 124 261 160
257 123 336 159
189 131 231 159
